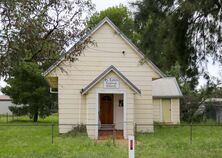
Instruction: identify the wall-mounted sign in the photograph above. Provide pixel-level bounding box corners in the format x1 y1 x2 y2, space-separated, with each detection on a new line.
104 77 119 89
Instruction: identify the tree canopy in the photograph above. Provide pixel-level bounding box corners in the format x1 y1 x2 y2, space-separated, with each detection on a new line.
133 0 222 89
0 0 94 77
2 63 55 122
87 5 134 40
0 0 94 121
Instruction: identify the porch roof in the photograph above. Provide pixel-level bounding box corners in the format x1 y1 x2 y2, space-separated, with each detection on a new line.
81 65 141 95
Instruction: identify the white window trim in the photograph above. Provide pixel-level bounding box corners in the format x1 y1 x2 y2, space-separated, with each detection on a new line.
96 89 127 139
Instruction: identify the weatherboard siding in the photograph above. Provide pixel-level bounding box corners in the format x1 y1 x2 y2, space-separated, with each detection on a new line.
153 99 161 122
171 99 180 123
152 98 180 124
48 23 161 135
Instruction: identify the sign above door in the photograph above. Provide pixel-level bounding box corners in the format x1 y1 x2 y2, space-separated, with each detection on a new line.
104 77 119 89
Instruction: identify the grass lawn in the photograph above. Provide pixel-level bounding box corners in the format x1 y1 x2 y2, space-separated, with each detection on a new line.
137 125 222 158
0 115 222 158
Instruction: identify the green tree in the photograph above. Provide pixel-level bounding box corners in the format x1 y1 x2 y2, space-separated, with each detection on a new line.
133 0 222 89
0 0 94 76
180 82 219 122
2 63 55 122
87 5 135 40
0 0 93 121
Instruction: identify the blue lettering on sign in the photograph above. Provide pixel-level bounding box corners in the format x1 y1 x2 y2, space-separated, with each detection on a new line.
104 77 119 89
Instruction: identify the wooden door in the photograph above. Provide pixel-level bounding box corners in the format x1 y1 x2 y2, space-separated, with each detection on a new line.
162 99 171 122
100 94 113 124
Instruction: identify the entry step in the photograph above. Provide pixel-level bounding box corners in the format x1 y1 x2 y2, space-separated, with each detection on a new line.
100 124 114 130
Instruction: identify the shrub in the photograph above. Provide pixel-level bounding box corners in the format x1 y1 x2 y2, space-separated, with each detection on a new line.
63 124 87 137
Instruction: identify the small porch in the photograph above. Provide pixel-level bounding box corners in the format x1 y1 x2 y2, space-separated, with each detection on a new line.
81 66 140 139
99 129 124 140
98 93 124 139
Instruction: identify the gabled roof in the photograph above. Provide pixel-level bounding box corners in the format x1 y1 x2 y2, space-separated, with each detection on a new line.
81 65 141 95
152 77 183 98
43 17 166 78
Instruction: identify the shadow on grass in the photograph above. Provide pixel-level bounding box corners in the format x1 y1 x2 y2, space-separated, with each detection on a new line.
10 119 34 123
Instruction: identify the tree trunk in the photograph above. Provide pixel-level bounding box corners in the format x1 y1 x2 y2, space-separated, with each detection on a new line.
33 112 38 122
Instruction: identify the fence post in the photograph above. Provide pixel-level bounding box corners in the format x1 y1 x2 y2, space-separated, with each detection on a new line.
112 124 116 145
190 122 192 144
134 123 137 145
52 123 54 144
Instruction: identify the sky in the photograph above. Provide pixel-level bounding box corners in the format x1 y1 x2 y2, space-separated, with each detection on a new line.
91 0 130 11
0 0 221 94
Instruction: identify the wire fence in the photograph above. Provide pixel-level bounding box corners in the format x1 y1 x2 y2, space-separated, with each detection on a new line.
1 118 222 146
135 123 222 144
0 113 19 123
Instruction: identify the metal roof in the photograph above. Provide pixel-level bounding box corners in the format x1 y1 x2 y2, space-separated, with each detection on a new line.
43 17 166 78
81 65 141 95
152 77 183 98
0 95 11 101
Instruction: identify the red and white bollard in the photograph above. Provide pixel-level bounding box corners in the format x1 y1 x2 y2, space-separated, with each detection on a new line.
128 136 135 158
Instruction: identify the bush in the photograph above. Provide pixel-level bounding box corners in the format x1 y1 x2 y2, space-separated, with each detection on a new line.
63 124 87 137
9 105 28 116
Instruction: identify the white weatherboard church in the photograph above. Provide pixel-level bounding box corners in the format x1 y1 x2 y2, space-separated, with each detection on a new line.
43 17 182 139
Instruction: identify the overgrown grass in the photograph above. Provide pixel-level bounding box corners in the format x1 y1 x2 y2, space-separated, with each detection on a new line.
1 115 222 158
